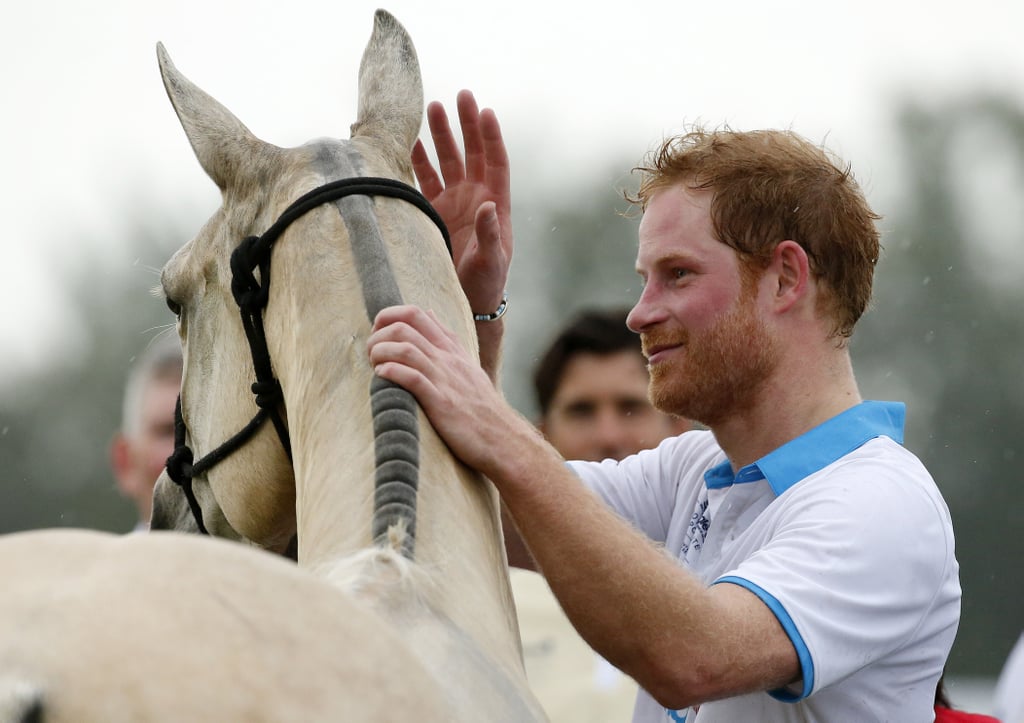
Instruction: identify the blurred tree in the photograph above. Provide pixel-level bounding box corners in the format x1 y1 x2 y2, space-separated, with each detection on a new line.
853 93 1024 678
0 205 189 534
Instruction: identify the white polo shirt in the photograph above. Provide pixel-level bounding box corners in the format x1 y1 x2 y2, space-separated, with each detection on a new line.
568 401 961 723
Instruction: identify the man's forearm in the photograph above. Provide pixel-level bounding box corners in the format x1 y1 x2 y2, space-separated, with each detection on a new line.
488 428 799 709
475 317 503 383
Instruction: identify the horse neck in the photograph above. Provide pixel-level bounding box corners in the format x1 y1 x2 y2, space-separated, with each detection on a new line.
267 218 525 678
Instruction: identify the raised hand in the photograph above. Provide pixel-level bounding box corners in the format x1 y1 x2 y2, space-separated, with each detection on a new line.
413 90 512 324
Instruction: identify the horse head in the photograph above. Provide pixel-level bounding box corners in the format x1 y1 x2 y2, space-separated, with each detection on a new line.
151 10 449 560
1 13 543 720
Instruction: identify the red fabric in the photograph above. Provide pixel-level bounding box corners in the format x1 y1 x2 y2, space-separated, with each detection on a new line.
934 705 1001 722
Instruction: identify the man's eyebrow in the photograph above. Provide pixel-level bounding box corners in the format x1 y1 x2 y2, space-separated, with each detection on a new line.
637 249 702 273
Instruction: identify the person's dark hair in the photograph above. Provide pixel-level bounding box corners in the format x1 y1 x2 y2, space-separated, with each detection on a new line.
533 307 643 416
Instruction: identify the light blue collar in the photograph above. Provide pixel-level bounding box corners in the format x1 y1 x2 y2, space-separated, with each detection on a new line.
704 401 906 495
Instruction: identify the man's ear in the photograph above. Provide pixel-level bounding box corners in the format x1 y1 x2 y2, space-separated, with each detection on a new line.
769 240 810 313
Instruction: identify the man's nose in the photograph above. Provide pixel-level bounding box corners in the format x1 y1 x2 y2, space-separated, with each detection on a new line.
593 410 632 460
627 284 667 333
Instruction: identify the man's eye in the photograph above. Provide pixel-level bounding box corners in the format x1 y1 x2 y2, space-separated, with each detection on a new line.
620 400 650 416
673 268 690 279
564 402 595 419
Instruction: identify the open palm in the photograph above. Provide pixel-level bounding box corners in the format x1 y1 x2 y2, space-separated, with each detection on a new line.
412 90 512 316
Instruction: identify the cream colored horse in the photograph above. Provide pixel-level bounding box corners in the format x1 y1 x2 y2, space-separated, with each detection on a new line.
0 11 543 722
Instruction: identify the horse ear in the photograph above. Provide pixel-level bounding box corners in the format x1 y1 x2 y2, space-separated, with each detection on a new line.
156 42 262 191
351 10 424 167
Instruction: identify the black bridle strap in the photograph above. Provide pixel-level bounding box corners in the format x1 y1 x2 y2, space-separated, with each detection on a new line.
165 177 450 550
243 177 451 261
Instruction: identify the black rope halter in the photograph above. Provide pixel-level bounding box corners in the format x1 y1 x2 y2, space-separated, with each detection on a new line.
164 176 451 552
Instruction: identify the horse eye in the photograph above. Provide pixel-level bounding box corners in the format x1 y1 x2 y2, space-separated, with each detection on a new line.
166 296 182 317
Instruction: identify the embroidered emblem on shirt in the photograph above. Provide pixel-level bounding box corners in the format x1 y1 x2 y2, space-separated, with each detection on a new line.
680 493 710 563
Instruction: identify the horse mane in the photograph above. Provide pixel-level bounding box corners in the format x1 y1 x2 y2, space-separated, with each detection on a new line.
317 539 437 609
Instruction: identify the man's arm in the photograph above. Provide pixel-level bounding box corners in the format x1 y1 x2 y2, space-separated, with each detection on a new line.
412 91 532 566
367 305 799 709
412 90 510 381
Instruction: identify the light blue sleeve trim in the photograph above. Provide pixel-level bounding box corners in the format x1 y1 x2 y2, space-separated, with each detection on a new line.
714 576 814 702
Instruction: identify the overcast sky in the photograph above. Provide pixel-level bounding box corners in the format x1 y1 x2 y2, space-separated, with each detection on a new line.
3 0 1023 377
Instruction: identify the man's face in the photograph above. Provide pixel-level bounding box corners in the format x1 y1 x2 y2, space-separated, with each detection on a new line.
541 350 686 462
627 185 777 426
113 376 180 521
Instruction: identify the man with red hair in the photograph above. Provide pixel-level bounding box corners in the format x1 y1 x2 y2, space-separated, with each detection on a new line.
370 91 961 721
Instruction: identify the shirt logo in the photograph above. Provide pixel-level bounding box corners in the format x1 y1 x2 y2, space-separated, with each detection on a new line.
679 492 710 564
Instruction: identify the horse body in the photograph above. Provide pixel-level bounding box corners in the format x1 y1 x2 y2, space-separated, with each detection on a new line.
1 11 543 721
0 530 452 722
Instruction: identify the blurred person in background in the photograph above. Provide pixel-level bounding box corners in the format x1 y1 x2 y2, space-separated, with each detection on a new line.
533 308 693 464
511 307 691 722
109 333 182 532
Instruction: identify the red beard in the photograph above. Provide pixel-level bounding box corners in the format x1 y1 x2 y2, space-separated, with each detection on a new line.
641 291 776 427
